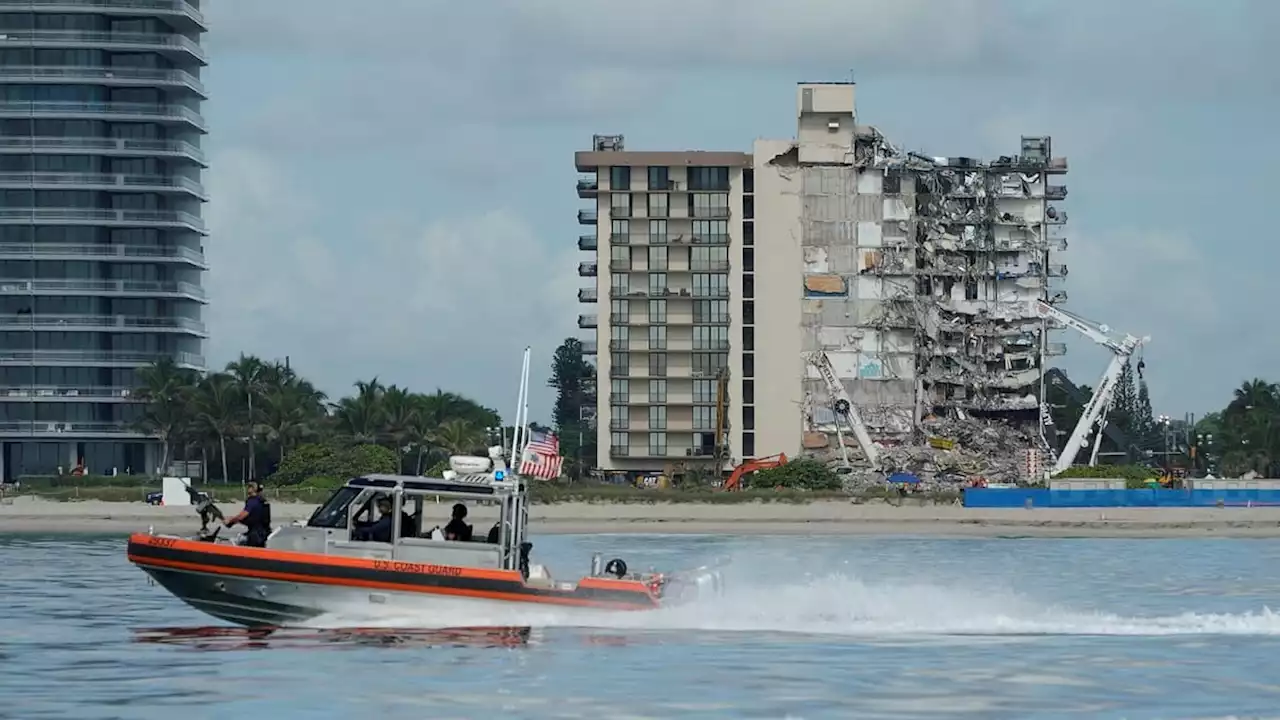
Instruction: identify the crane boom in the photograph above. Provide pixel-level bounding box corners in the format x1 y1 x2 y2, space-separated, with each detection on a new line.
806 351 880 470
1032 300 1149 475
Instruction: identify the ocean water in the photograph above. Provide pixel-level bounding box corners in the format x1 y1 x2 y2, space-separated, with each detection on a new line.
3 534 1280 720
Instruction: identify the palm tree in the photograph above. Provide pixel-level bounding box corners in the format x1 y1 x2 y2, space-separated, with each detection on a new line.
133 357 197 473
193 373 242 486
429 418 485 456
259 379 328 465
225 354 267 478
332 378 385 444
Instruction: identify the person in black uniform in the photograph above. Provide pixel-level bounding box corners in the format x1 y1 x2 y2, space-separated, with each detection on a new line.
443 503 472 541
224 481 272 547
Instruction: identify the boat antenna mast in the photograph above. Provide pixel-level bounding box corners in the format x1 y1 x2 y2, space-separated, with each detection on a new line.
508 347 532 477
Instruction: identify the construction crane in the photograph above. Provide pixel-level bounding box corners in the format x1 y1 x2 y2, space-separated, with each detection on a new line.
806 351 880 472
1032 300 1149 476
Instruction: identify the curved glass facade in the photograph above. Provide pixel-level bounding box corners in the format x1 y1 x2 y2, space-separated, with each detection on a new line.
0 0 207 479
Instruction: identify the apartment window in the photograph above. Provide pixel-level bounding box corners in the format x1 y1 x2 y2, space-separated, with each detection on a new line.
884 171 902 194
965 280 979 300
613 352 629 377
743 432 755 457
610 378 630 403
611 193 632 218
647 193 669 218
743 221 753 246
691 219 729 244
611 218 629 242
693 299 729 323
743 379 754 404
648 299 667 324
693 406 714 431
648 166 670 191
692 352 728 376
691 246 728 271
610 407 627 429
609 166 631 191
743 352 754 378
743 196 754 220
692 273 728 297
648 272 667 296
610 272 629 294
693 380 716 403
649 379 667 403
688 166 729 191
743 274 754 299
649 352 667 377
694 325 729 351
647 245 668 271
648 405 666 430
742 247 754 272
610 299 628 324
648 219 667 244
743 300 755 325
742 405 755 431
690 193 729 218
610 244 630 269
743 169 754 194
648 324 666 350
611 431 627 454
743 326 754 351
610 325 629 350
648 432 667 457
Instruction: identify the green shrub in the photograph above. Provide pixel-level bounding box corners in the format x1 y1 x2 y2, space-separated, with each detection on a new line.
1053 464 1159 481
745 459 843 491
424 459 450 477
16 473 159 488
268 443 398 486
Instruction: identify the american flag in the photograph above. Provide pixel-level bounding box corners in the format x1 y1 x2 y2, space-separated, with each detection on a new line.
519 429 564 480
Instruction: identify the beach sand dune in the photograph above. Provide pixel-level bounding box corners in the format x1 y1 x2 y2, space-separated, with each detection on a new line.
3 497 1280 537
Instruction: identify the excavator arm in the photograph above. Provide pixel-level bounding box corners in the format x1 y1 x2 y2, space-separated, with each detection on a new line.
724 453 787 491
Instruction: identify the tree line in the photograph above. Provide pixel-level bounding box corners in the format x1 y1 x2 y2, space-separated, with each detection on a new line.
134 353 503 483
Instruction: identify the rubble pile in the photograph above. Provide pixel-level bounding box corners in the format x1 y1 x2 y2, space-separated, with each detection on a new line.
809 417 1044 489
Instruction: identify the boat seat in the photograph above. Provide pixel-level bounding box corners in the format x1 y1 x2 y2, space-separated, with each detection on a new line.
524 563 555 588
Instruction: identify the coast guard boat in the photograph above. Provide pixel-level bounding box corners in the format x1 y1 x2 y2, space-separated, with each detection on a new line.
126 349 725 627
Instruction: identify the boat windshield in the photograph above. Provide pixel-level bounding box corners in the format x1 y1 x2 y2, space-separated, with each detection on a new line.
307 486 361 528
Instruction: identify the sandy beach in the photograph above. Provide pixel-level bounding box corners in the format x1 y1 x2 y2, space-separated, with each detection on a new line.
3 496 1280 537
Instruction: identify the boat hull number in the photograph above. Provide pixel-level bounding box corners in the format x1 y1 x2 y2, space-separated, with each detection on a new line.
372 560 463 576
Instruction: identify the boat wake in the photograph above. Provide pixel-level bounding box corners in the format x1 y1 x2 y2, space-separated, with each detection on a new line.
305 571 1280 638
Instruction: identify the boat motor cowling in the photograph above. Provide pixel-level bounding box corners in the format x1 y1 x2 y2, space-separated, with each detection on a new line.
603 558 628 579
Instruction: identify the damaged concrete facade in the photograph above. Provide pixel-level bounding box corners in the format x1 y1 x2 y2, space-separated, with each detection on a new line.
754 83 1069 476
576 82 1069 480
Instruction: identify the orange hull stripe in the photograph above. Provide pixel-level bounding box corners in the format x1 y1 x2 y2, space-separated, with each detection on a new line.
129 553 657 611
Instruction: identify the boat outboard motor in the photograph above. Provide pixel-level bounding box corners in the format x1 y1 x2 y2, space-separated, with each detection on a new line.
604 558 628 579
518 542 533 579
187 485 224 540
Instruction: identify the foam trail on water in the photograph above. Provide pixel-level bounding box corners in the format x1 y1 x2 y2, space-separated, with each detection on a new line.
306 572 1280 637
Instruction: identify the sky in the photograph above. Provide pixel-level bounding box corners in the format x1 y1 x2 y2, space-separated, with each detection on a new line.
199 0 1278 424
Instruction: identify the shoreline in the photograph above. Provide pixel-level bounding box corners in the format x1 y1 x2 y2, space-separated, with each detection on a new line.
4 499 1280 538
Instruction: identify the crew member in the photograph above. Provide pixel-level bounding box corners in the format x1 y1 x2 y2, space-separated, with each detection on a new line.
224 481 272 547
358 495 396 543
444 503 472 541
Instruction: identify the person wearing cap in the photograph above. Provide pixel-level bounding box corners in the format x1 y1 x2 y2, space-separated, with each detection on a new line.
444 503 472 541
224 481 272 547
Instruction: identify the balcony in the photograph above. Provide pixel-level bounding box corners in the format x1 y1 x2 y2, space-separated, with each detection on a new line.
0 208 207 233
690 261 731 272
0 66 205 97
0 29 207 64
689 234 730 246
576 178 598 198
609 419 628 431
696 340 731 351
578 234 597 251
0 243 207 268
608 259 631 271
609 313 629 324
0 421 149 439
692 288 730 298
0 385 135 401
1046 184 1067 201
608 340 628 351
577 287 597 303
609 445 628 456
0 0 208 31
691 208 731 219
577 314 597 329
0 172 206 199
0 279 207 301
578 261 597 277
0 350 204 367
577 209 597 225
0 314 207 335
1048 264 1068 277
0 136 207 166
673 315 730 326
0 102 206 132
581 340 597 354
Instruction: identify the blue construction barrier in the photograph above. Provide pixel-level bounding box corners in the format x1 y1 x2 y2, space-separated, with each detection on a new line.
962 488 1280 508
